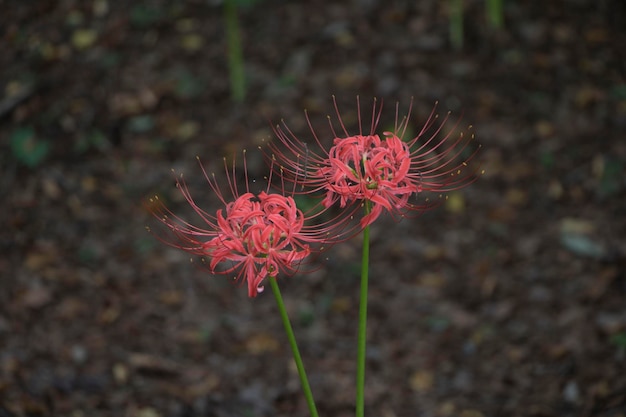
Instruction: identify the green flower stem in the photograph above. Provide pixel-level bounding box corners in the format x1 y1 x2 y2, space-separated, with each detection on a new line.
269 276 319 417
449 0 463 50
224 0 246 102
356 201 371 417
486 0 503 29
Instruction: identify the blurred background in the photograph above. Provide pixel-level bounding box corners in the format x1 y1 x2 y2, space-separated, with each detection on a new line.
1 0 625 416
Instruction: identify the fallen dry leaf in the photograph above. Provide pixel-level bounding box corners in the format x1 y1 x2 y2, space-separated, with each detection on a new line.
245 333 279 355
19 286 52 309
409 369 434 393
72 29 98 50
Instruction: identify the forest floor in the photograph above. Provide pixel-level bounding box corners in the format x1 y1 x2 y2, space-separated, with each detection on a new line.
1 1 626 416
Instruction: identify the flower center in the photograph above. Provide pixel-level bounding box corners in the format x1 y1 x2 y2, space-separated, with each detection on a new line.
201 192 309 278
321 134 414 198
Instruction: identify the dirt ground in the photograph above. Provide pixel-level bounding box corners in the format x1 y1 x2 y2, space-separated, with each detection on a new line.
1 1 626 416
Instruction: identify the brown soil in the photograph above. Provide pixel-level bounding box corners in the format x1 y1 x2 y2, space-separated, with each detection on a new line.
1 1 625 416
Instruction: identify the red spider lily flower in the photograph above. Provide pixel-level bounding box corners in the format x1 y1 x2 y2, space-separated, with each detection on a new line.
265 97 481 227
148 152 356 297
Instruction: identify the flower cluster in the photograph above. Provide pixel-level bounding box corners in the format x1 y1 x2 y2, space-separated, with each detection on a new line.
204 191 311 297
318 132 416 226
149 155 356 297
266 97 480 227
151 97 480 297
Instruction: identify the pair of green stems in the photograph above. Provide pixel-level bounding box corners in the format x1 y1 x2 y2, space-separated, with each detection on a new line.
270 203 371 417
227 0 505 103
